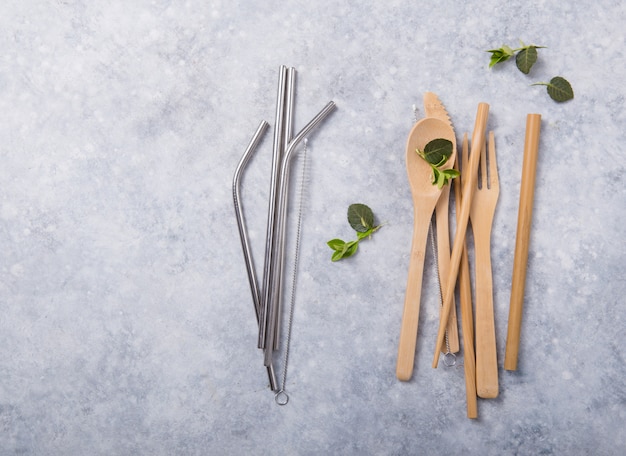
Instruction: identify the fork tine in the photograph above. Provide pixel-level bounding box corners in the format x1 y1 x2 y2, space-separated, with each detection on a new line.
480 132 488 189
488 131 498 189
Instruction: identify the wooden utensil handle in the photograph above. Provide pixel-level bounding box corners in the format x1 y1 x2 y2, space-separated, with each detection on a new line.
397 207 432 381
474 235 499 399
504 114 542 371
433 102 489 368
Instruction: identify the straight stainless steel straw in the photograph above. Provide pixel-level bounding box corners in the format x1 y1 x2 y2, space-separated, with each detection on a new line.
232 120 278 391
263 100 337 367
259 65 288 350
273 67 296 350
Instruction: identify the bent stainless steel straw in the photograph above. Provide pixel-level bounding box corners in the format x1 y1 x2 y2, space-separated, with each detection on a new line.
233 120 269 319
263 100 337 367
232 120 278 391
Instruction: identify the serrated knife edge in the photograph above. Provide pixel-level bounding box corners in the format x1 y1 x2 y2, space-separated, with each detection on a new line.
423 91 453 130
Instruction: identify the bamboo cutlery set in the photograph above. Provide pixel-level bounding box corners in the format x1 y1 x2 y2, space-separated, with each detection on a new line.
399 92 541 418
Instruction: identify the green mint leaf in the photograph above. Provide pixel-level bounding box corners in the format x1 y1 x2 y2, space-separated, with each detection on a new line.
515 46 538 74
436 170 447 189
417 138 456 188
331 240 359 261
329 204 382 261
430 166 440 186
327 238 346 251
331 249 345 262
330 239 353 261
444 169 461 179
432 168 460 188
532 76 574 102
546 76 574 102
487 45 515 68
347 203 375 233
440 169 461 188
344 240 359 258
417 138 453 166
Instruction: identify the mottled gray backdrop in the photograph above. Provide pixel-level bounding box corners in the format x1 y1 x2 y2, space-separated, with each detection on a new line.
1 0 624 455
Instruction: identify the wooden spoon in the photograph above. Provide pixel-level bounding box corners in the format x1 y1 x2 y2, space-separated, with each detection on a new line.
397 117 456 381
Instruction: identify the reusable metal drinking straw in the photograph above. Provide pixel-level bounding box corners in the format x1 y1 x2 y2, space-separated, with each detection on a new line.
232 120 277 391
233 65 335 399
259 65 288 350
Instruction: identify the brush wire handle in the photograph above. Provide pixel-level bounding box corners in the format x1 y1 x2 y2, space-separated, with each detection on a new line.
435 184 460 354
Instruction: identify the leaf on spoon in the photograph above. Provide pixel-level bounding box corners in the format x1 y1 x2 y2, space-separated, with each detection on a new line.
417 138 453 166
439 169 461 188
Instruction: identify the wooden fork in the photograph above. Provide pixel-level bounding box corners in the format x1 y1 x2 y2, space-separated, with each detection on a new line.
468 131 500 399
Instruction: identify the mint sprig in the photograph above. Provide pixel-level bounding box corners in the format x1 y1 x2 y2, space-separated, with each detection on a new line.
487 41 546 74
487 44 516 68
327 203 381 261
416 138 460 189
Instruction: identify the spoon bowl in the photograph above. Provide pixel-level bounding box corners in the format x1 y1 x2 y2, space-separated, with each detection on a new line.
406 118 457 191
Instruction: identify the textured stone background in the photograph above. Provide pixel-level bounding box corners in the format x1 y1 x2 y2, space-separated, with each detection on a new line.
1 0 624 454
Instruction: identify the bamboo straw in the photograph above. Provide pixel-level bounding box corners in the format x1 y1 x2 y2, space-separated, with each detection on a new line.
432 102 489 368
504 113 542 371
